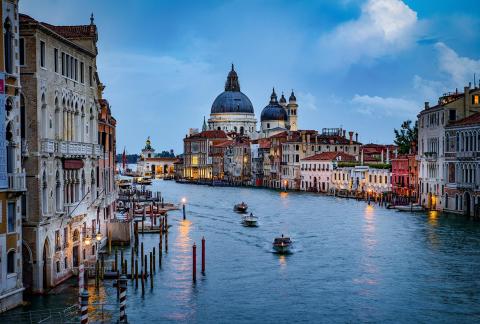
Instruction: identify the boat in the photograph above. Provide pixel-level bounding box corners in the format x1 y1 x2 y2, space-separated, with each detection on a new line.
273 235 292 254
117 179 131 189
134 177 152 185
242 213 258 227
234 202 248 213
395 204 424 212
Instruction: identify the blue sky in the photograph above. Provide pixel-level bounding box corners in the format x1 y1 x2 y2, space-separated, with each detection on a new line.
22 0 480 154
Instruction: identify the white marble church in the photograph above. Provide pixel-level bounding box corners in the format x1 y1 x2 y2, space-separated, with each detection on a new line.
204 65 299 138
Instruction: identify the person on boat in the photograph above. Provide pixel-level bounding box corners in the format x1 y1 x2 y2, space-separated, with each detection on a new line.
250 212 253 217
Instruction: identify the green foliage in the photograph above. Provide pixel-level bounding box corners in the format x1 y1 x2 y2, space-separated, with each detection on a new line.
394 120 418 154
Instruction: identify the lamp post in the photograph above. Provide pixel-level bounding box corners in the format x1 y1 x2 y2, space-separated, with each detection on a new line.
181 197 187 220
284 180 288 192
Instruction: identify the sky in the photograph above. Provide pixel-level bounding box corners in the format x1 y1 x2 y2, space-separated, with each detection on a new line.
21 0 480 154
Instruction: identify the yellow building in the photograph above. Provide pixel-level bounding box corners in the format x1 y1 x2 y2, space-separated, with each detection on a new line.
0 0 26 312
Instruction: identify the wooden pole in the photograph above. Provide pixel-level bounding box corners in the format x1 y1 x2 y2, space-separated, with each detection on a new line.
153 247 156 273
140 268 144 296
120 249 124 274
135 259 138 288
192 243 196 282
165 231 168 253
114 248 118 272
202 237 205 274
130 247 134 280
149 252 153 289
144 254 148 277
141 242 144 268
159 241 162 268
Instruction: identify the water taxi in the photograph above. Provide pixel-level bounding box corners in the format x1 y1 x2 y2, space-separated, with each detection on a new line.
234 202 248 213
273 235 292 254
395 204 424 212
117 179 132 189
134 177 152 185
242 213 258 227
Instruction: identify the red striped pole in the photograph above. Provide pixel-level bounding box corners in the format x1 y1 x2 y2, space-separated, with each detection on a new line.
118 275 127 323
80 289 89 324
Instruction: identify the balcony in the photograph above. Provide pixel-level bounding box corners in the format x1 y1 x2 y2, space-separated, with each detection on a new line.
8 172 26 191
41 139 103 158
65 200 89 218
423 152 437 161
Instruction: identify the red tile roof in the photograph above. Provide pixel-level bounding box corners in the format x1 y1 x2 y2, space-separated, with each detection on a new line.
212 140 233 148
302 152 356 162
20 14 96 39
448 112 480 127
187 130 228 139
258 139 271 149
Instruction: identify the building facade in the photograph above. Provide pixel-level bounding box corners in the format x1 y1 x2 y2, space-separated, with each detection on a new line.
444 112 480 217
418 85 480 211
0 0 26 312
224 137 251 185
20 13 103 293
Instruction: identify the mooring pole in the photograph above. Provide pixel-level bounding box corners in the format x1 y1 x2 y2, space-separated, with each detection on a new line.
80 289 89 324
193 243 197 282
150 252 153 289
202 237 206 274
119 275 128 323
183 204 186 220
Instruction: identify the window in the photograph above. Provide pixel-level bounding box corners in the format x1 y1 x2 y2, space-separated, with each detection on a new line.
89 66 93 86
474 95 479 105
4 18 13 73
40 41 45 68
63 227 68 248
19 38 25 66
80 62 84 83
7 250 15 273
70 56 74 78
7 202 15 233
56 260 60 273
74 58 78 80
65 54 70 77
55 230 61 251
64 257 68 269
61 52 65 75
449 109 456 121
54 48 58 72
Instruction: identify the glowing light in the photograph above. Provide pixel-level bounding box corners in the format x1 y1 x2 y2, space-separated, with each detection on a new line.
96 232 102 242
181 197 187 204
84 236 91 246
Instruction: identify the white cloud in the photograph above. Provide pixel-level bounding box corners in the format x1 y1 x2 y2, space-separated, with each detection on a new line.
435 42 480 87
297 92 318 111
318 0 418 70
412 75 446 103
351 94 419 117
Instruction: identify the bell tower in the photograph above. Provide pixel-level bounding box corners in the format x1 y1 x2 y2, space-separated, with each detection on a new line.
287 91 298 131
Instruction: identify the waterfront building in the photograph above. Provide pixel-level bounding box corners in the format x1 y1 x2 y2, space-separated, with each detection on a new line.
418 84 480 211
210 139 231 180
137 138 176 178
97 93 117 242
364 167 392 197
223 136 251 185
251 138 270 186
391 143 418 202
263 131 288 188
0 0 26 312
360 143 397 164
183 130 230 180
173 157 184 180
300 152 355 192
310 128 362 158
20 14 103 292
331 165 392 197
444 112 480 217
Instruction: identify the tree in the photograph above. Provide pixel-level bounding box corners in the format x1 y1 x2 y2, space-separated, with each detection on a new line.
394 120 418 154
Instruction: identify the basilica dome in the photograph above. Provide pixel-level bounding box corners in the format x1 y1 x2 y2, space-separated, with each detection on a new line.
210 65 254 114
261 89 288 121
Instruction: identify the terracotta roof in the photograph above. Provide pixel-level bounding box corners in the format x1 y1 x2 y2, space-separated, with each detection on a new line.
258 139 271 149
20 14 97 39
448 112 480 127
269 131 288 139
187 130 228 139
302 152 356 162
212 140 233 148
315 134 361 145
144 157 177 162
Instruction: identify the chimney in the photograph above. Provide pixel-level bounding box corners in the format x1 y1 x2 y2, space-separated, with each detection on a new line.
381 150 384 163
355 133 358 143
424 102 429 109
386 146 390 164
464 85 470 116
361 149 364 165
343 130 346 138
348 131 354 145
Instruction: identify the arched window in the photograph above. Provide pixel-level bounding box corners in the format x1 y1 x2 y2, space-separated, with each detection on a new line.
90 170 95 200
54 97 61 139
20 95 26 142
7 250 15 273
4 18 13 74
55 171 62 212
42 171 48 214
6 121 14 173
41 93 47 138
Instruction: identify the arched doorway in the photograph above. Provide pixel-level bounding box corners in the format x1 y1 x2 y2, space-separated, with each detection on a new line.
464 192 471 216
22 241 33 293
313 177 317 192
42 238 51 291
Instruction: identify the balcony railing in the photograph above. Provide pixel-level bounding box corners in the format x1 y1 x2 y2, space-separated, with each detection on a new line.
65 200 89 218
41 139 102 157
8 172 26 191
424 152 438 161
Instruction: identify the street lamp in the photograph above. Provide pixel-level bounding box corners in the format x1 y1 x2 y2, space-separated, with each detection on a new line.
181 197 187 219
284 180 288 191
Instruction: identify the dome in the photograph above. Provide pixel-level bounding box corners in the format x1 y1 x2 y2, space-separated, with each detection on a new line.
261 88 288 121
210 64 255 114
211 91 254 114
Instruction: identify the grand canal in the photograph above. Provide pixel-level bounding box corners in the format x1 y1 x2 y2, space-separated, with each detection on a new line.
15 181 480 322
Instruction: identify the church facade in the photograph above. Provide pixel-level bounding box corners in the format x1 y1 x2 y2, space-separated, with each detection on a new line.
205 65 299 138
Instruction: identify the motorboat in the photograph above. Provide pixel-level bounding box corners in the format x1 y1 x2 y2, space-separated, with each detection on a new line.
273 235 292 254
234 202 248 213
117 179 132 189
242 213 258 227
395 204 424 212
134 177 152 185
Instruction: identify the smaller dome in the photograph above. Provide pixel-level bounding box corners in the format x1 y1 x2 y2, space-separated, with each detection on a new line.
261 88 288 122
279 93 286 104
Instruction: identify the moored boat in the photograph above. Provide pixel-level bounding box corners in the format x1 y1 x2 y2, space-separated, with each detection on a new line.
234 202 248 213
117 179 132 189
273 234 292 254
395 204 424 212
242 213 258 227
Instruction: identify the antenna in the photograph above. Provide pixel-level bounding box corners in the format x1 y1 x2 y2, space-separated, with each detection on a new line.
474 73 477 88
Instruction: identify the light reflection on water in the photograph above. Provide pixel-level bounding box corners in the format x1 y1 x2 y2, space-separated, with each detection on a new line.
17 181 480 323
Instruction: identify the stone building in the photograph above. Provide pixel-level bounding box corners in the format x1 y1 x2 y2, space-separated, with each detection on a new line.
0 0 26 312
20 13 104 293
444 112 480 217
137 137 176 178
98 94 117 239
223 136 251 185
418 84 480 211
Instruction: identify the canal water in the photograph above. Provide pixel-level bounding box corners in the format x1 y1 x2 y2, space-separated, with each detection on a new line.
17 181 480 322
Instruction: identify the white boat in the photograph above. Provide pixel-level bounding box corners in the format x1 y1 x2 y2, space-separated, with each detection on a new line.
242 214 258 227
395 204 424 212
273 235 292 254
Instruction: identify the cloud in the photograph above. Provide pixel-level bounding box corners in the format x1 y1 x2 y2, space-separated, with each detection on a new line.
412 75 446 103
351 94 419 117
435 42 480 87
318 0 418 70
297 92 318 111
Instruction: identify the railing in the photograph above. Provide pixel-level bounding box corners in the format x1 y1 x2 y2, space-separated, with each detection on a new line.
424 152 438 161
65 200 89 217
8 172 26 191
41 139 103 157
